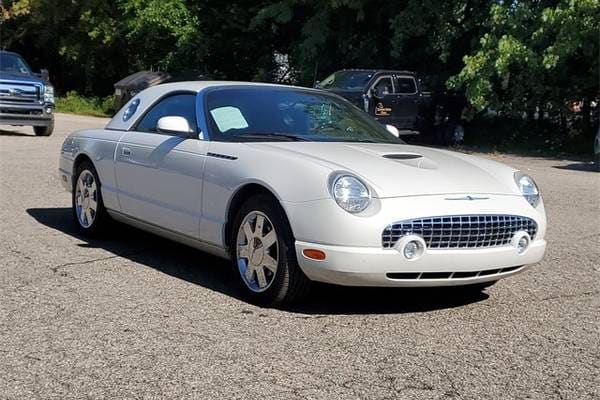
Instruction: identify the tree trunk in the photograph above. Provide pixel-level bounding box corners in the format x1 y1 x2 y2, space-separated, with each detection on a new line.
581 98 592 139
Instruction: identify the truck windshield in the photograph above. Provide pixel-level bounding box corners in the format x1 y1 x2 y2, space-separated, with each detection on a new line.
206 86 404 144
0 53 32 75
316 71 373 91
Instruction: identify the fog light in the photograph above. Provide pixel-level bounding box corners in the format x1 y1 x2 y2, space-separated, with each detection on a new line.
403 241 421 259
395 235 426 261
511 231 531 254
517 236 529 254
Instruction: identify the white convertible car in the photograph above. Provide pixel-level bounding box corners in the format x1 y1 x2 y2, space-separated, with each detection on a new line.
59 82 547 305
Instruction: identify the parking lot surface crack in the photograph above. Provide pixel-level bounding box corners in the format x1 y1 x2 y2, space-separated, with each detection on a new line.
49 254 135 273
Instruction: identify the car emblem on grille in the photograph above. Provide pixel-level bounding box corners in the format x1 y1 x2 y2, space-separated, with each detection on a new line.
8 88 24 97
444 195 490 201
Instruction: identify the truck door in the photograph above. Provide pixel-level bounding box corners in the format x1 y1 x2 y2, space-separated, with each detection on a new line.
368 75 395 126
390 75 420 130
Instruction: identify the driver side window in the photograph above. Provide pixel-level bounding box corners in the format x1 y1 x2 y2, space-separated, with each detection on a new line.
372 77 393 97
136 93 197 134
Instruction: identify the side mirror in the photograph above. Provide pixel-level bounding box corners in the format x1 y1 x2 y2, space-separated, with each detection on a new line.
157 116 193 136
386 124 400 138
40 69 50 82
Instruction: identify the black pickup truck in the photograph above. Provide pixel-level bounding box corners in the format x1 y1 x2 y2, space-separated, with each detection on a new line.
316 69 467 145
0 51 54 136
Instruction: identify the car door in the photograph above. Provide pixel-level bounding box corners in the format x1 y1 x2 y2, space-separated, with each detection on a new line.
390 75 420 130
114 92 208 239
368 75 395 126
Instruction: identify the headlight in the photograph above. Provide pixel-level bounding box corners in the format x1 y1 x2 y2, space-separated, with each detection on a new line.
332 175 371 213
514 172 540 207
44 85 54 104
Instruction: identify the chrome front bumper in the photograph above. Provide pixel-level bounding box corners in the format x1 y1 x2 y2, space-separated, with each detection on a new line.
0 102 54 126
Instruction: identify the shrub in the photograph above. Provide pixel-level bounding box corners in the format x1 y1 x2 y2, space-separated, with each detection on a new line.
55 92 116 117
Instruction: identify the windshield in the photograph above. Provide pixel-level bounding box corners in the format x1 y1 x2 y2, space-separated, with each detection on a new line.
0 53 32 75
316 71 373 91
206 87 404 144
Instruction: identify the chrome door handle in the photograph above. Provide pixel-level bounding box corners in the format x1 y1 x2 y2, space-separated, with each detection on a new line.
122 147 132 157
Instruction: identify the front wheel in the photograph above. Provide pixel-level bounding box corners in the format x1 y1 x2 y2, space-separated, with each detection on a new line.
72 160 109 235
34 121 54 136
230 195 311 306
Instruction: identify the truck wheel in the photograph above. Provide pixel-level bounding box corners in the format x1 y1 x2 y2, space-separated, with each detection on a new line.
34 121 54 136
444 124 464 146
231 194 312 306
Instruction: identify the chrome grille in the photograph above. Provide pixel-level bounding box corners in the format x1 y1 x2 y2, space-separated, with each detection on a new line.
382 215 537 249
0 82 41 104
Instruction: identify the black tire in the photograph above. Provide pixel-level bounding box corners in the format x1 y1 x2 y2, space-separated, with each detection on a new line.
443 124 464 146
72 160 110 236
34 121 54 136
230 194 312 306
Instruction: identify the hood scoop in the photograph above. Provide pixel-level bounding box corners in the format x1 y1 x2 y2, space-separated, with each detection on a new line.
383 153 438 170
382 153 423 160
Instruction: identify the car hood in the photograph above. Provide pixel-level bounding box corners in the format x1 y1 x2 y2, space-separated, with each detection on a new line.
249 142 519 198
0 72 45 85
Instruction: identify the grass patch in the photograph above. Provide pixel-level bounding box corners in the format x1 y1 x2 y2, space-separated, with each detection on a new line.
55 91 116 118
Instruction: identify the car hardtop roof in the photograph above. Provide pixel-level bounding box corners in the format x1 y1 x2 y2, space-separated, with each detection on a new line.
106 80 329 131
151 80 321 94
336 69 416 76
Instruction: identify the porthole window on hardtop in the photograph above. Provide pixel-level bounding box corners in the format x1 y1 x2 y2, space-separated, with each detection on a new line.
122 98 140 122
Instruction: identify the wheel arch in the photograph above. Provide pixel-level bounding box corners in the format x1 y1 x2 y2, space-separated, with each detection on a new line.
224 183 289 250
72 153 95 185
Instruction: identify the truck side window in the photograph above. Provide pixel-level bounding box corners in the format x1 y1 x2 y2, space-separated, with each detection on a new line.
372 77 393 97
394 77 417 94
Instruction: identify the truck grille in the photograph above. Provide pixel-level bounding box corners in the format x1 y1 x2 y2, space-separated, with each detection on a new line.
382 215 537 249
0 81 41 104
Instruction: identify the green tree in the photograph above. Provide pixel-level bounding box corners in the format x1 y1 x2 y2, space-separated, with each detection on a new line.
449 0 599 125
1 0 204 95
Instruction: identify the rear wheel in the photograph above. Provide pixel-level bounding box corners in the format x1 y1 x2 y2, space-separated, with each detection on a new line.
72 160 109 235
34 121 54 136
230 195 311 306
444 124 464 146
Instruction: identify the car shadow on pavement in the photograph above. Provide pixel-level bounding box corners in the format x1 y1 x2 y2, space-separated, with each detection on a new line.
553 162 599 172
0 128 32 137
27 207 490 314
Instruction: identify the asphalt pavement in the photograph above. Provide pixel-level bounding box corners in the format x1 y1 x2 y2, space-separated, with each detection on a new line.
1 114 599 399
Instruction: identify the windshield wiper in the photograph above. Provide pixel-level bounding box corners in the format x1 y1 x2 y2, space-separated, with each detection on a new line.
236 133 309 142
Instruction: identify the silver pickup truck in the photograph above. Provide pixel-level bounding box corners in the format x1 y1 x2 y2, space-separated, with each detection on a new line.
0 50 54 136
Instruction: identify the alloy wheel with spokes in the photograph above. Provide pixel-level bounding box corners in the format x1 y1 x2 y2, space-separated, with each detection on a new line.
72 160 108 235
236 211 279 292
230 194 312 305
75 170 98 228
